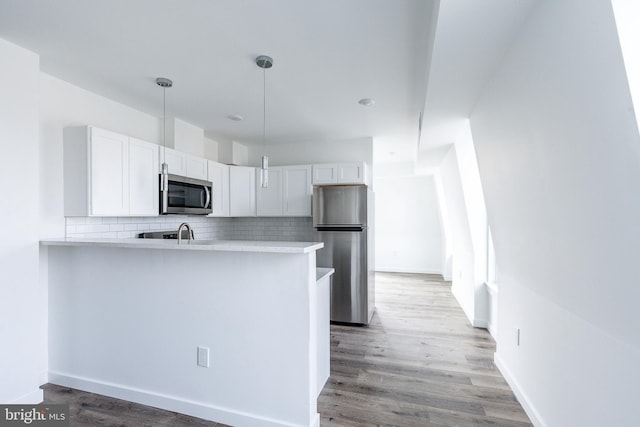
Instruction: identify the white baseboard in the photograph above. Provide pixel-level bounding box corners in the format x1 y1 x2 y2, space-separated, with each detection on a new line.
472 318 488 329
10 388 44 404
49 372 314 427
375 267 442 275
494 353 545 427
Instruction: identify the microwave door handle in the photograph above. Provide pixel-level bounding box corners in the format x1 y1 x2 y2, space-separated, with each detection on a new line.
204 186 211 209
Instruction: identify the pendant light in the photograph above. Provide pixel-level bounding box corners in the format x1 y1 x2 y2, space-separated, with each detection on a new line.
156 77 173 212
256 55 273 188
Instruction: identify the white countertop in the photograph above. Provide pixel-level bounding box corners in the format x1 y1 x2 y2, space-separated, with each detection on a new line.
41 238 324 254
316 267 335 282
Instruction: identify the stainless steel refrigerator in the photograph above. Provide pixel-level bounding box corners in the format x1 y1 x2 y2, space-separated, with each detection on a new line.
313 185 375 325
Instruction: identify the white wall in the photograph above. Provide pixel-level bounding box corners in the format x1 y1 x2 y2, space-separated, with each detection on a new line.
470 0 640 425
39 73 160 238
0 39 43 403
168 117 204 157
374 174 442 274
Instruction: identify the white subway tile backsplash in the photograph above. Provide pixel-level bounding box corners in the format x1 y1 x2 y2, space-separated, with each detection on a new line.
65 216 313 242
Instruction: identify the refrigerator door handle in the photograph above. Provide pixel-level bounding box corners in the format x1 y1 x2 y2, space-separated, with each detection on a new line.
315 225 365 232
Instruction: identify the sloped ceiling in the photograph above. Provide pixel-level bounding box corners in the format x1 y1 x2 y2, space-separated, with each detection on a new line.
418 0 536 173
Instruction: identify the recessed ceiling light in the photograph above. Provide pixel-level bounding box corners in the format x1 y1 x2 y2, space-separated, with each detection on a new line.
358 98 375 107
227 114 243 121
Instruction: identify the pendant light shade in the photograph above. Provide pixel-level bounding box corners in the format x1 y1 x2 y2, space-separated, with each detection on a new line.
256 55 273 188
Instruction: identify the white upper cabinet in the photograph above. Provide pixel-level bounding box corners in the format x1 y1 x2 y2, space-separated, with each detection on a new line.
282 165 312 216
312 163 338 185
161 147 186 176
185 154 208 180
160 147 208 180
229 166 256 217
337 162 367 184
256 168 284 216
64 126 159 217
207 161 230 217
129 137 159 216
256 165 312 217
89 128 129 216
312 162 367 185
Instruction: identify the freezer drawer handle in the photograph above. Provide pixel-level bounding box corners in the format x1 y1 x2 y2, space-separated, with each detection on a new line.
316 226 365 232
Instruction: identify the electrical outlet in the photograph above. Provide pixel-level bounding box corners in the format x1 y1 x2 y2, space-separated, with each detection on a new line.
197 346 210 368
516 328 521 347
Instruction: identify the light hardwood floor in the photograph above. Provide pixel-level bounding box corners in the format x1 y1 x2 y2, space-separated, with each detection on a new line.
43 272 531 426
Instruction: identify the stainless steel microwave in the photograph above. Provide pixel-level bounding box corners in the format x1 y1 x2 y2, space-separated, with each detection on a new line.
160 173 212 215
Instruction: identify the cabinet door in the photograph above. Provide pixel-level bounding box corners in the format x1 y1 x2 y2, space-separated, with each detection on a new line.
207 161 230 217
129 138 159 216
161 147 186 176
337 162 366 184
312 164 338 185
256 167 284 216
283 165 312 216
89 128 129 216
185 154 208 180
229 166 256 217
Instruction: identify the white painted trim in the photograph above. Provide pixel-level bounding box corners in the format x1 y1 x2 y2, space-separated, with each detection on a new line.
375 267 443 275
494 353 546 427
10 388 43 404
49 372 313 427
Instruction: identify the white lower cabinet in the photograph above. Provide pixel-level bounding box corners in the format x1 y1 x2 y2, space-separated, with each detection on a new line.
64 126 159 217
229 166 256 216
256 165 311 217
207 161 230 217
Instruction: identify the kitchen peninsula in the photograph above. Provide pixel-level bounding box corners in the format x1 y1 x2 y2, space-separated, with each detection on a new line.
41 238 330 427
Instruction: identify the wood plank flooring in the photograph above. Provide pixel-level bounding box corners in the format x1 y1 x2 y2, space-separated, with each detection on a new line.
318 272 531 426
42 272 531 426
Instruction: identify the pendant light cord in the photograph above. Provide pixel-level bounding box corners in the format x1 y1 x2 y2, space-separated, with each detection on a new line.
262 66 266 158
163 86 166 164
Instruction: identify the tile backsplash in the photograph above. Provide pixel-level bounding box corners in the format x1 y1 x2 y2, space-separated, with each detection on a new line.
65 216 315 242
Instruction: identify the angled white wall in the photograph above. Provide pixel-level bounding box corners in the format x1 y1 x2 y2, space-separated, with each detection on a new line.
434 123 488 327
0 38 43 403
470 0 640 425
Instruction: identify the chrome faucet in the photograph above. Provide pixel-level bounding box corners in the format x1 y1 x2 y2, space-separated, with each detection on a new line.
177 222 194 245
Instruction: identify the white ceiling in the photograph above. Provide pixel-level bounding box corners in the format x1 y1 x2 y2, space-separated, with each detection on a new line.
0 0 436 164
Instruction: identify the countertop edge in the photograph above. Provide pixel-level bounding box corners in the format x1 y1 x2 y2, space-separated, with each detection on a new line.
40 239 324 254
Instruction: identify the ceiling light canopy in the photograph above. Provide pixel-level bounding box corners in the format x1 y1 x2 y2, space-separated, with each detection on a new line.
227 114 243 121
